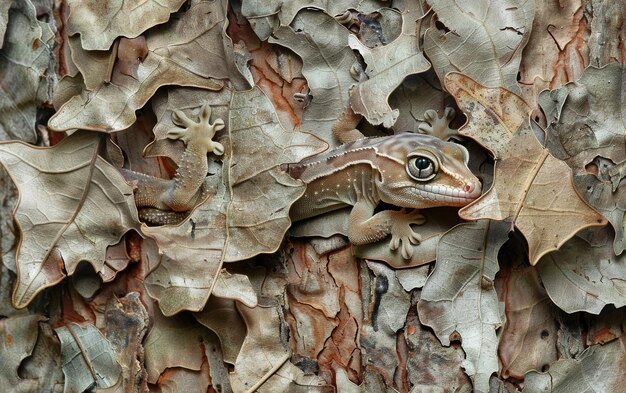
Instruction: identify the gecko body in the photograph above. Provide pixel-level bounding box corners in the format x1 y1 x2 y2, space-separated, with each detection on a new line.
284 133 482 258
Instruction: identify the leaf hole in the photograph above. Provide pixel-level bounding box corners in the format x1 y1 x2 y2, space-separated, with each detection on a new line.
434 20 450 34
540 329 549 339
541 364 550 372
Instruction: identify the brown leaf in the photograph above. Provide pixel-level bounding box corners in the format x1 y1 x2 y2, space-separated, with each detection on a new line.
49 1 235 132
0 0 55 143
0 132 140 308
425 0 535 94
269 10 357 145
459 129 607 265
445 72 532 157
67 0 186 50
348 3 431 127
194 297 247 365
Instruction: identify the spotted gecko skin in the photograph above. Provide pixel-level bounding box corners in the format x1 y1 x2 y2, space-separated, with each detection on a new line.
122 103 224 223
284 133 482 259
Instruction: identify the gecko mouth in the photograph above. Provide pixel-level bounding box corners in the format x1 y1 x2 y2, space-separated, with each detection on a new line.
412 183 482 205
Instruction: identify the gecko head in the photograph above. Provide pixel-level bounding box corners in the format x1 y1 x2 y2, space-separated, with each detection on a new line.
374 134 482 208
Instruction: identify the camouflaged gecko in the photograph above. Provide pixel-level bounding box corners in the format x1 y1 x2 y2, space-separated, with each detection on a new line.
122 103 224 224
284 111 482 260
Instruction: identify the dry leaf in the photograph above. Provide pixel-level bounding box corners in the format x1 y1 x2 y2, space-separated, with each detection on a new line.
418 220 509 393
445 72 532 157
194 297 247 365
143 310 213 383
348 3 430 127
67 0 186 50
0 131 140 308
49 1 235 132
0 0 55 143
0 315 45 391
55 322 121 392
459 129 607 265
537 236 626 314
540 64 626 170
524 336 626 392
225 87 326 261
269 10 357 145
0 0 10 48
425 0 535 94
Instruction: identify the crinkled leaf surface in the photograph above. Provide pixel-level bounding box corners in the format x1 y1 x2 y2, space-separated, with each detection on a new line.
425 0 535 93
144 310 213 383
0 0 11 48
0 315 44 391
540 63 626 170
418 220 509 393
49 0 232 132
537 237 626 314
348 3 430 127
460 129 606 265
0 0 55 143
55 322 121 392
524 337 626 392
67 0 186 50
445 72 532 157
575 157 626 254
269 10 357 145
0 131 140 308
225 87 326 261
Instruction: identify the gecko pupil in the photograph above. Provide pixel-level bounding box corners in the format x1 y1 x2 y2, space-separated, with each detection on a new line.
415 157 431 170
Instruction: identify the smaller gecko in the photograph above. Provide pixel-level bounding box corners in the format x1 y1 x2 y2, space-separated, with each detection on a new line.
122 103 224 224
284 133 482 259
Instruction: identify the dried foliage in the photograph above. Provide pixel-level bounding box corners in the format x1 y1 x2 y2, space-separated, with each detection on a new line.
1 0 626 392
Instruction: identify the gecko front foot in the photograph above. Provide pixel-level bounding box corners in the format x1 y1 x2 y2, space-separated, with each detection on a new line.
418 107 459 141
168 103 225 156
389 209 426 259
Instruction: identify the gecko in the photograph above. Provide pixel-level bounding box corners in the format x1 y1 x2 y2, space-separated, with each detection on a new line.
122 103 224 224
283 132 482 259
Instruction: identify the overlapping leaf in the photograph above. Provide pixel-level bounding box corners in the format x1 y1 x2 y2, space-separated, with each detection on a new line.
49 0 238 132
269 10 357 145
537 237 626 314
460 129 606 265
425 0 535 93
0 0 55 143
418 220 509 393
55 322 121 392
348 3 430 127
67 0 186 50
445 72 531 157
0 132 140 308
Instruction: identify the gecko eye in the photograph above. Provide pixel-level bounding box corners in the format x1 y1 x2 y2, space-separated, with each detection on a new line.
406 153 438 181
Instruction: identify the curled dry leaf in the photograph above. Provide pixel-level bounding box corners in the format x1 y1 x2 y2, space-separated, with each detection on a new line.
0 131 140 309
540 63 626 170
575 157 626 254
143 310 213 384
425 0 535 94
524 336 626 392
348 3 430 127
537 237 626 314
49 0 234 132
225 87 327 261
269 10 357 145
445 72 532 157
55 322 121 392
418 220 509 393
0 315 45 391
67 0 186 50
0 0 55 143
459 129 607 265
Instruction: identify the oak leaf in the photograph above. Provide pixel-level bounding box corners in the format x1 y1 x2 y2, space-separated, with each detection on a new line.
445 72 532 157
348 3 431 127
0 132 140 309
67 0 186 50
425 0 535 94
460 129 607 265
